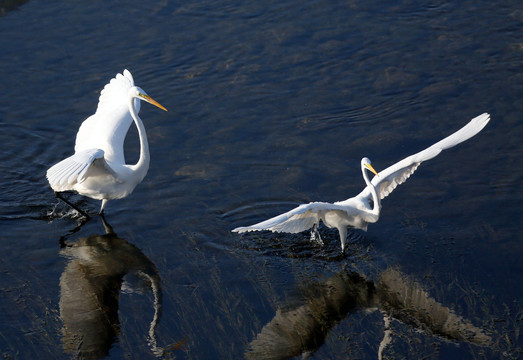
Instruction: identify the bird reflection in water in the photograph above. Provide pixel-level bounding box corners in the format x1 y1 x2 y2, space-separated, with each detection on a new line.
59 217 163 359
246 267 491 359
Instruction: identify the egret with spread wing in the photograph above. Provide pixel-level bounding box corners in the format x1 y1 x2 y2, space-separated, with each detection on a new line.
233 113 490 252
47 70 167 215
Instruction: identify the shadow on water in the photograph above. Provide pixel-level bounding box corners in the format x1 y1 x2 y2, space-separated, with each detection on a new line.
0 0 29 17
245 266 494 360
58 217 164 359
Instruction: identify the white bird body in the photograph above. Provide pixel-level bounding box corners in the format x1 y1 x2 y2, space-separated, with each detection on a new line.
233 113 490 252
47 70 167 213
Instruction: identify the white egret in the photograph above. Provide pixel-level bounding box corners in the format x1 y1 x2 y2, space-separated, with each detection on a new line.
47 70 167 215
233 113 490 252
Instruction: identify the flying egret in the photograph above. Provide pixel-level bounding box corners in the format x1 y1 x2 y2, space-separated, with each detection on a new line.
47 70 167 215
232 113 490 252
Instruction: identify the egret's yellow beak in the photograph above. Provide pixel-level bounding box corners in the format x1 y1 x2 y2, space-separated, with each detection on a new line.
365 163 379 177
141 94 168 111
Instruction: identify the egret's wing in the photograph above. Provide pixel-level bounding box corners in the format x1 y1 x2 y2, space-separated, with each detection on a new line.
95 69 135 116
233 202 346 234
74 70 137 164
47 149 104 191
359 113 490 200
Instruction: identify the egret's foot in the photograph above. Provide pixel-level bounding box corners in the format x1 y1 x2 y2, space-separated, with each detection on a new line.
309 224 324 246
55 192 90 219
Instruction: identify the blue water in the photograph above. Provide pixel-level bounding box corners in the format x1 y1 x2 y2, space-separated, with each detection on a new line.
0 0 521 359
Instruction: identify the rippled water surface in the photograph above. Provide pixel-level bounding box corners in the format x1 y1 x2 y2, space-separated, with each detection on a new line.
0 1 522 359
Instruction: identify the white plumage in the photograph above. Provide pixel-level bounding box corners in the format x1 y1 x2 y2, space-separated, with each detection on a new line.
233 113 490 252
47 70 167 214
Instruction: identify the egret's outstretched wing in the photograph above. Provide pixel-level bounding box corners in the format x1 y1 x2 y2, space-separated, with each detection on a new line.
233 202 348 234
75 70 137 164
46 149 104 191
358 113 490 201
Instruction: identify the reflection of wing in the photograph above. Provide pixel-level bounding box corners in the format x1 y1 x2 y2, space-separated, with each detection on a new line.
46 148 104 191
377 268 491 345
232 202 349 234
358 113 490 201
247 267 492 359
74 70 138 163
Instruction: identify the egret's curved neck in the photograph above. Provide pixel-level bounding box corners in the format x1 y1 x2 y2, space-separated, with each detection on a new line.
362 165 380 215
128 97 150 181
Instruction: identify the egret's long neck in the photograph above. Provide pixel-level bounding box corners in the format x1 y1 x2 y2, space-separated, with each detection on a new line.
128 97 150 182
362 166 380 215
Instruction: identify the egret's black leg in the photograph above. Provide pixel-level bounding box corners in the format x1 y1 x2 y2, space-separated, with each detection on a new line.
54 191 90 219
58 222 86 248
100 211 115 235
58 215 90 248
310 223 324 246
378 311 393 360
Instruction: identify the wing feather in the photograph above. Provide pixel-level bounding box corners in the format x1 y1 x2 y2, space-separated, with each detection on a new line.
232 202 347 234
47 149 104 191
94 69 135 117
74 70 137 164
359 113 490 200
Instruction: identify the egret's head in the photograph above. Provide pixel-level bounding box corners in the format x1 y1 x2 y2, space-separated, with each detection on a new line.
362 157 379 177
129 86 168 111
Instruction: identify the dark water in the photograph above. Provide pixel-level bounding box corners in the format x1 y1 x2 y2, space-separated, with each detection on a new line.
0 0 522 359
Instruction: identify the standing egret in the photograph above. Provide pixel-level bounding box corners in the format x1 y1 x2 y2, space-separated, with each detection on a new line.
47 70 167 215
232 113 490 252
